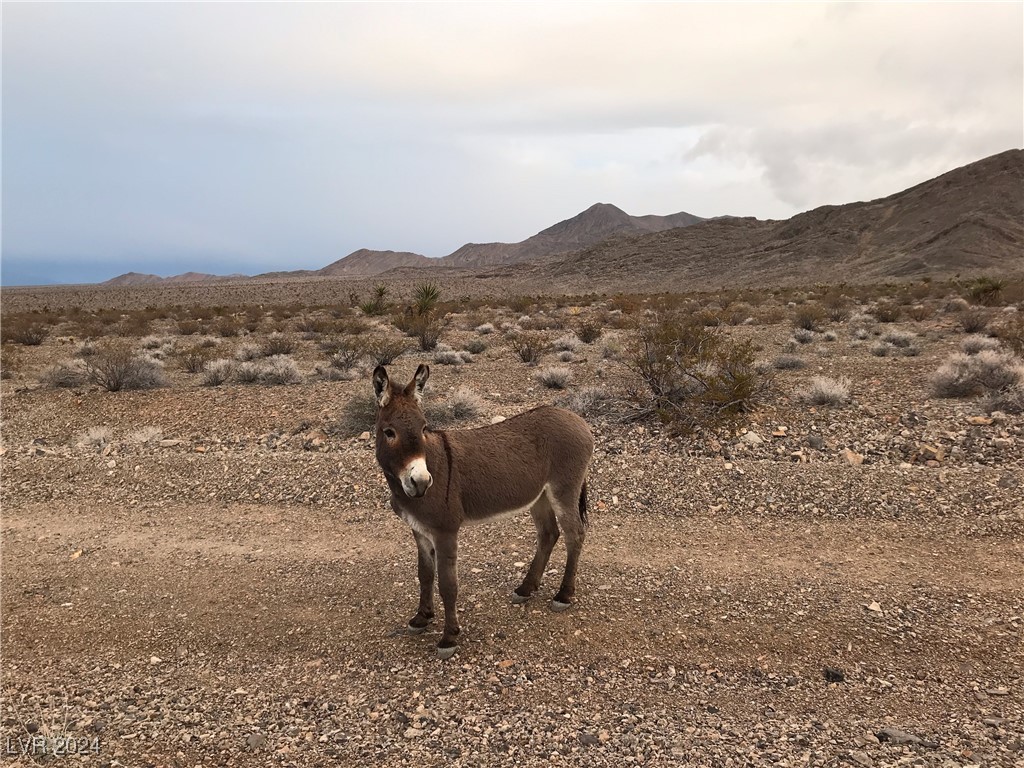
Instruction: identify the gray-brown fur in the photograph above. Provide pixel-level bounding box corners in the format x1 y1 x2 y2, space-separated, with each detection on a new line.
372 363 594 659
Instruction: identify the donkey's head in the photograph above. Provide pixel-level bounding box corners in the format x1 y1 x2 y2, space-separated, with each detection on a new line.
373 363 432 498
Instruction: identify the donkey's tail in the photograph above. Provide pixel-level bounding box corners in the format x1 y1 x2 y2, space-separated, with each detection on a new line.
578 481 589 527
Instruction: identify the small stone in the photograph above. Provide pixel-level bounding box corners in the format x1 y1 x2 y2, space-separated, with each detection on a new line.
841 449 864 466
359 431 371 441
404 727 425 739
579 733 600 746
850 751 873 767
149 656 162 665
823 666 845 683
983 717 1005 727
876 727 921 745
246 733 267 750
490 416 506 424
986 687 1010 696
740 431 764 446
967 416 993 425
865 601 882 613
159 439 182 448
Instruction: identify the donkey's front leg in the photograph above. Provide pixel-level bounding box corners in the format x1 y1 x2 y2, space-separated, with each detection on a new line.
434 532 460 659
408 530 435 633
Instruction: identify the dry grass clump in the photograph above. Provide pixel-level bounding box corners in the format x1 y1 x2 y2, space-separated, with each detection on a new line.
77 426 113 450
262 333 296 357
127 426 163 445
575 321 602 344
235 342 264 362
882 330 915 348
463 339 487 355
600 335 625 360
930 350 1024 399
793 305 825 331
961 335 1001 355
557 351 576 363
0 345 23 379
2 318 50 346
40 361 89 389
509 332 548 365
202 359 235 387
434 348 470 366
364 337 409 366
552 333 582 353
798 376 851 406
556 385 615 418
791 328 815 345
536 366 572 389
474 322 495 335
179 345 213 373
774 355 806 370
254 355 302 385
425 387 484 426
86 343 168 391
336 391 379 435
872 302 902 323
959 308 991 334
993 313 1024 355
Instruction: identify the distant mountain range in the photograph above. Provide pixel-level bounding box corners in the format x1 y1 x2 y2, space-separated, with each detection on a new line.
100 149 1023 289
101 204 704 285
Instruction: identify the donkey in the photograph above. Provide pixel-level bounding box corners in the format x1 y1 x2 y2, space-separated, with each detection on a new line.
372 364 594 659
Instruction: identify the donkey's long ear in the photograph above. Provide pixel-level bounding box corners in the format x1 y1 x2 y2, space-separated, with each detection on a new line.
406 363 430 403
372 365 391 408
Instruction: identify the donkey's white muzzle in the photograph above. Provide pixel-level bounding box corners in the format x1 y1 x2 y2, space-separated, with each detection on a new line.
401 456 433 498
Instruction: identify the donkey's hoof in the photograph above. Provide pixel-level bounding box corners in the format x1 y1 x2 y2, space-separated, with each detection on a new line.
436 644 458 660
511 592 531 605
407 622 429 634
550 599 573 613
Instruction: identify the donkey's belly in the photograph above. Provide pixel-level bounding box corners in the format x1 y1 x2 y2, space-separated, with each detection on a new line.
463 484 548 525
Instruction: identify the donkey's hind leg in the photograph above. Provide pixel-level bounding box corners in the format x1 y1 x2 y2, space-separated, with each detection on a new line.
512 494 560 604
548 482 587 611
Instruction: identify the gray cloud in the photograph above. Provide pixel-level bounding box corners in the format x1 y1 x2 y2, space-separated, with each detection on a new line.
2 2 1020 283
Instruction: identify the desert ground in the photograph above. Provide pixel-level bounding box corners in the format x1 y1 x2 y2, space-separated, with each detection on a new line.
1 280 1022 767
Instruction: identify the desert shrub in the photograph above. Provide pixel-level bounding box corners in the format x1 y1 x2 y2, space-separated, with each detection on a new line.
930 350 1024 399
364 337 408 366
900 344 921 357
77 426 112 450
86 343 168 391
235 342 264 361
296 314 331 338
179 345 212 373
434 349 466 366
967 277 1005 306
757 306 788 325
412 281 442 317
557 351 576 363
872 302 902 323
335 392 379 435
475 323 495 335
798 376 851 406
959 309 991 334
980 387 1024 414
882 330 915 348
907 304 934 322
116 314 152 338
961 335 1000 355
693 309 722 327
821 331 837 342
464 339 487 355
631 313 771 432
40 361 88 389
257 355 302 385
320 337 365 371
234 361 262 384
556 385 614 418
262 334 296 357
360 283 391 316
536 366 572 389
576 321 603 344
127 426 163 445
446 387 483 421
853 328 870 341
600 335 624 360
508 295 534 314
74 340 98 358
870 342 893 357
993 313 1024 355
202 359 235 387
411 316 442 352
552 333 582 353
774 355 806 370
822 297 852 322
3 318 50 346
791 329 815 345
793 305 825 331
214 317 241 337
0 345 22 379
509 332 548 365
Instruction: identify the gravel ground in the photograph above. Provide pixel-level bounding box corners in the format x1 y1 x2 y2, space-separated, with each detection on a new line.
2 307 1022 766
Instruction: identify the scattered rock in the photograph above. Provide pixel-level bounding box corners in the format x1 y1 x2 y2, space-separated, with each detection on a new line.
841 448 864 466
823 666 845 683
490 416 506 424
876 727 921 745
246 733 267 750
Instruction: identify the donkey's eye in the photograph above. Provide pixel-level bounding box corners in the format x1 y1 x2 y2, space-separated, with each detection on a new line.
383 428 397 440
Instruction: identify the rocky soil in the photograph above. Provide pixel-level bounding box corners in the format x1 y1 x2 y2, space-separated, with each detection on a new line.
2 299 1022 767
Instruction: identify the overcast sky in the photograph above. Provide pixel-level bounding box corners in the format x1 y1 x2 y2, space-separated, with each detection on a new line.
2 2 1021 285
